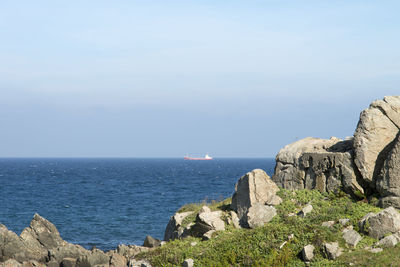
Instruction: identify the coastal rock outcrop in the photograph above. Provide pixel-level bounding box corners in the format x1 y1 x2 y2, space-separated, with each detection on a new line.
231 169 279 226
272 137 364 196
353 96 400 187
0 214 134 267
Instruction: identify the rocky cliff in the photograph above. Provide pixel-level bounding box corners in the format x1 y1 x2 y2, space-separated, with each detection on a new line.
273 95 400 206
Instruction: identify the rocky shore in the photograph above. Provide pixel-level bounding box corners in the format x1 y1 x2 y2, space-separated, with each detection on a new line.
1 95 400 266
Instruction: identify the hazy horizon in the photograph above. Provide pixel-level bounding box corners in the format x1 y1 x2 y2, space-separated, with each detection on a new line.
1 1 399 157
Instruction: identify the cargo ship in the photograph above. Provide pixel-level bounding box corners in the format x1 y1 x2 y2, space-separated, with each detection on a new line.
184 154 213 160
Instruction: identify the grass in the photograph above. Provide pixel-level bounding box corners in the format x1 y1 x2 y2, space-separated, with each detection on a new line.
137 189 391 266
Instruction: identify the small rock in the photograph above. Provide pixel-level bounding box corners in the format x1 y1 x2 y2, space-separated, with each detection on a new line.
321 221 335 228
143 235 161 248
298 204 313 217
323 242 342 260
375 232 400 248
182 258 194 267
202 230 216 240
190 242 197 246
265 195 283 206
339 218 350 226
302 244 315 262
342 229 362 247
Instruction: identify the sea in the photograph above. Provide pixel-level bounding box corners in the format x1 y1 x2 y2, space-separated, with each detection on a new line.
0 158 275 251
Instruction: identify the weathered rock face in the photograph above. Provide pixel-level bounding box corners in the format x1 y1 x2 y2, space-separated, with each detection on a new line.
376 133 400 208
353 96 400 187
272 137 364 196
163 211 193 241
231 169 279 222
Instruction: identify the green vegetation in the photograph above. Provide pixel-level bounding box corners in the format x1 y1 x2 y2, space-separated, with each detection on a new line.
137 189 400 266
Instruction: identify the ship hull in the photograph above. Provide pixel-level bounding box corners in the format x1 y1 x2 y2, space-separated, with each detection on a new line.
184 157 212 160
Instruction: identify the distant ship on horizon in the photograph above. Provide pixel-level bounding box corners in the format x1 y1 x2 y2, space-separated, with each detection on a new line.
184 154 213 160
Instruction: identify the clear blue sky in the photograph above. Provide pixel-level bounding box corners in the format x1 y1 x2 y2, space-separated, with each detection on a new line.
0 1 399 157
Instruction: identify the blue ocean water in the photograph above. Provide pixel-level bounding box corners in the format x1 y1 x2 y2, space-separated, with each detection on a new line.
0 158 275 251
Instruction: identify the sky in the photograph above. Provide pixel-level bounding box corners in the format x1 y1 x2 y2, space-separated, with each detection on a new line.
0 0 399 157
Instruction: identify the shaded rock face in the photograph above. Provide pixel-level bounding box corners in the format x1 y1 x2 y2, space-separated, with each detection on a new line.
231 169 279 223
376 133 400 208
272 137 364 196
353 96 400 187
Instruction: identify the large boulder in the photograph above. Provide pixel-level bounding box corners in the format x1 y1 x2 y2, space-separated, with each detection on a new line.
163 211 193 241
376 133 400 208
353 96 400 187
272 137 364 196
231 169 279 223
246 203 276 229
359 207 400 239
